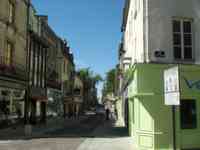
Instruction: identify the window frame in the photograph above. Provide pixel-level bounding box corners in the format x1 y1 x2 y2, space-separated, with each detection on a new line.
8 0 15 24
64 60 66 73
5 40 14 66
172 18 194 61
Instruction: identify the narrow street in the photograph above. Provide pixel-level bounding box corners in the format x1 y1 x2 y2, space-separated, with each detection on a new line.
0 114 134 150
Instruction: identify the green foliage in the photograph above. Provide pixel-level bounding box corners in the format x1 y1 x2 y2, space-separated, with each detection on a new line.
102 68 117 97
77 68 103 88
77 68 103 108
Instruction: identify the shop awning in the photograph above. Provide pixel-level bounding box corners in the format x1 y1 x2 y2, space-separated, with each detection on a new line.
32 96 48 102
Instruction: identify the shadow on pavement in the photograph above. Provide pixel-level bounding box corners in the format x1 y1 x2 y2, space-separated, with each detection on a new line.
0 114 129 141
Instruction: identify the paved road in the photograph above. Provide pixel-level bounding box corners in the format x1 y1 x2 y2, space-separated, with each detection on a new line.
0 114 134 150
0 114 105 150
77 120 135 150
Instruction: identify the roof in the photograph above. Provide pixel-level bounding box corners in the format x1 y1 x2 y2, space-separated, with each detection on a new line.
121 0 131 32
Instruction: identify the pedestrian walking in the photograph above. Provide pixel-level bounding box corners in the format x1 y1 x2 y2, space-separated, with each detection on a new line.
105 108 110 120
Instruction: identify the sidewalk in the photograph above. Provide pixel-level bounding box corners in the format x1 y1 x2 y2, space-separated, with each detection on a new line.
77 119 136 150
0 115 89 140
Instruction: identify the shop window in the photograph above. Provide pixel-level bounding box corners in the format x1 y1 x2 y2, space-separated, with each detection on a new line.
1 90 10 96
74 88 80 95
180 100 197 129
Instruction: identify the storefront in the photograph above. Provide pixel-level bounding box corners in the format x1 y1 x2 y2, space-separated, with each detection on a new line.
47 88 63 117
29 87 47 124
127 63 200 150
64 95 74 118
0 79 25 127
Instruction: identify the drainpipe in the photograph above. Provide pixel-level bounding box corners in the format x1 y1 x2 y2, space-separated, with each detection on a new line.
144 0 149 63
24 0 31 125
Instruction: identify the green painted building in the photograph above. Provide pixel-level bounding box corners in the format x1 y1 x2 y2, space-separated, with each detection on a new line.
118 0 200 149
127 63 200 149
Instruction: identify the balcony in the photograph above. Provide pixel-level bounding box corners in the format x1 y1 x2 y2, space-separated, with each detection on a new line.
0 56 27 81
47 69 62 90
47 80 61 90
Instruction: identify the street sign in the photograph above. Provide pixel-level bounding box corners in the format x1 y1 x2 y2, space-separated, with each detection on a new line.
164 66 180 105
30 87 46 98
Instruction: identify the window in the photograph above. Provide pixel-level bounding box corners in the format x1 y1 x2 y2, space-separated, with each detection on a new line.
64 61 66 73
180 100 197 129
34 48 38 86
5 41 13 66
8 1 15 24
173 19 193 60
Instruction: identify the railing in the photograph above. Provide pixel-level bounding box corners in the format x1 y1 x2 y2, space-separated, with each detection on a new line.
0 56 27 81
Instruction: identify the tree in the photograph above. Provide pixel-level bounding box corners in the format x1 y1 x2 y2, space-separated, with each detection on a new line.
102 68 118 98
77 68 103 109
77 68 102 88
92 74 103 86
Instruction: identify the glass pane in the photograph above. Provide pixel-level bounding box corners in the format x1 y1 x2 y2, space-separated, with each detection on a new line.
184 34 192 46
184 47 192 59
9 3 14 23
183 21 191 33
173 34 181 45
180 100 197 129
6 43 12 65
173 20 181 32
174 46 182 59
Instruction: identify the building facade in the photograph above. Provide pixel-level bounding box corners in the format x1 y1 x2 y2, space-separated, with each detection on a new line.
58 39 76 117
72 74 83 117
0 0 27 126
63 49 76 118
42 19 63 118
0 0 77 127
26 5 48 124
120 0 200 149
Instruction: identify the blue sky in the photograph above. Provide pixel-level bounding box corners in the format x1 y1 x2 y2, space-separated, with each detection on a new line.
32 0 124 96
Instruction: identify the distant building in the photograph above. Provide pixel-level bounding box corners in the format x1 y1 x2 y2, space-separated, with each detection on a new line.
119 0 200 149
73 74 84 116
64 73 81 117
39 17 63 119
63 48 76 117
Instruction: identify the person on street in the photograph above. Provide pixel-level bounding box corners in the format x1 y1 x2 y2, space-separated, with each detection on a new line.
106 108 110 120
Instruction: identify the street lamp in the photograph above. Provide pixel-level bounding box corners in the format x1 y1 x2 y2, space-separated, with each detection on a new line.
122 57 132 70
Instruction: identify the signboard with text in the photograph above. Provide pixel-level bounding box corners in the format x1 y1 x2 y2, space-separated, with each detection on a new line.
164 66 180 105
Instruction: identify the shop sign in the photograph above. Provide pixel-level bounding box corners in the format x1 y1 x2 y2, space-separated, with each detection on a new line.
30 87 46 98
184 77 200 90
164 66 180 105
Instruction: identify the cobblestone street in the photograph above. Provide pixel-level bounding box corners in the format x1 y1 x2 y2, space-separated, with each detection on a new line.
0 114 135 150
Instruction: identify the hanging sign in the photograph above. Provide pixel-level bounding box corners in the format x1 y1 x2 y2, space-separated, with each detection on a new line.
164 66 180 105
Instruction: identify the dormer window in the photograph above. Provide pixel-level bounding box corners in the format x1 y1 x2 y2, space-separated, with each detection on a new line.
173 19 193 60
8 1 15 24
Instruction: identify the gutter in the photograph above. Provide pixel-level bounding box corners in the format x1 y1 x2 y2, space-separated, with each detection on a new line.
121 0 131 32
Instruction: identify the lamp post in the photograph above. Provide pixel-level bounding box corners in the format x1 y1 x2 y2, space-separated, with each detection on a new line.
122 57 132 71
